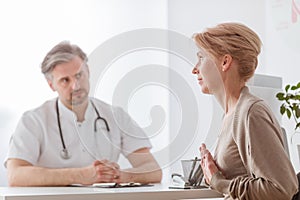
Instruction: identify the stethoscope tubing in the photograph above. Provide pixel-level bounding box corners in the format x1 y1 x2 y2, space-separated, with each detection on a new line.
56 99 67 150
56 98 110 160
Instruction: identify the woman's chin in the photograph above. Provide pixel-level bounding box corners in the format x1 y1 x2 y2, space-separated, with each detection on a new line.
200 87 210 94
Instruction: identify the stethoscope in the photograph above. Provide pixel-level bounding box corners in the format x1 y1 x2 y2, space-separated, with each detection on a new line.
56 98 110 160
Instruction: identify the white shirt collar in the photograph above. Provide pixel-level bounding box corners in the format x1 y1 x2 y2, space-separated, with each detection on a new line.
57 98 94 123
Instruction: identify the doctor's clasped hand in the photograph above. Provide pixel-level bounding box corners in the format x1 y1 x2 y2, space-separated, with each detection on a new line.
81 160 121 185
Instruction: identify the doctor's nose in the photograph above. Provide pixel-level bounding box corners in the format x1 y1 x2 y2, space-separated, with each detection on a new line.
71 79 80 90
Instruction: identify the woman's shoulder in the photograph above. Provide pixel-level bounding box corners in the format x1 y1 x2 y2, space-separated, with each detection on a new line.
233 87 278 131
235 87 263 116
232 87 274 135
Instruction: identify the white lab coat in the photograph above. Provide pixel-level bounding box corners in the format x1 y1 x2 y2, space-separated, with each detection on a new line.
5 98 151 168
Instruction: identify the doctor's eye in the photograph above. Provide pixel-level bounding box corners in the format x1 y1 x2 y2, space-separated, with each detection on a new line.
60 77 70 86
75 72 82 79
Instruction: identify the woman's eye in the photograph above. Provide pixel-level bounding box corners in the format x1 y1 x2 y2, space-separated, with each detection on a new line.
197 53 204 61
198 56 204 63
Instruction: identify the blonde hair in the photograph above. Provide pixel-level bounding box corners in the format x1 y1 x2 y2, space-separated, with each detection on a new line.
194 22 262 81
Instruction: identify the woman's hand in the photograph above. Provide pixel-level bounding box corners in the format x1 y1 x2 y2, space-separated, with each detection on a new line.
199 143 219 185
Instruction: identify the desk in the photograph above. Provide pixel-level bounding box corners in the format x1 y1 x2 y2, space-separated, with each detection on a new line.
0 184 223 200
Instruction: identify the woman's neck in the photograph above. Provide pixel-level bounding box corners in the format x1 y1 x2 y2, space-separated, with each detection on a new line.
224 83 245 114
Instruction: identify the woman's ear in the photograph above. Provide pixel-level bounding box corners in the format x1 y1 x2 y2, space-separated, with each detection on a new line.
221 54 233 72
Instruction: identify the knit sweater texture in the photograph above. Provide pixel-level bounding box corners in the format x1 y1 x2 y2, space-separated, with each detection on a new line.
211 87 298 200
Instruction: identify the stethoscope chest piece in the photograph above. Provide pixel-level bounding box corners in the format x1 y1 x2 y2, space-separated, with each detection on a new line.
60 148 71 160
56 98 110 160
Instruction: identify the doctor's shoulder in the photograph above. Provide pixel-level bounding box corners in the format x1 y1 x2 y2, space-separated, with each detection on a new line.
19 98 57 124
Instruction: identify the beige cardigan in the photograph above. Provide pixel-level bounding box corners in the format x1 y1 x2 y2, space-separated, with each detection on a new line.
211 87 298 200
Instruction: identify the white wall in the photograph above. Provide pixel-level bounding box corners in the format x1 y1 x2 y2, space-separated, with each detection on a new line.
265 0 300 171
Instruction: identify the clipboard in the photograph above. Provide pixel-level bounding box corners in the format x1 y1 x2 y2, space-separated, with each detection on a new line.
93 182 153 188
168 185 207 189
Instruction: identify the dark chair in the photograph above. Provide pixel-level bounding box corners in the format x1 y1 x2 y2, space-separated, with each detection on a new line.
281 128 299 199
292 172 300 200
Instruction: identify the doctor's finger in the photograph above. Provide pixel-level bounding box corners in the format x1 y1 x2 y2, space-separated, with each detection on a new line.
95 160 116 168
95 173 118 183
111 162 120 170
93 159 110 167
95 164 117 173
94 167 119 179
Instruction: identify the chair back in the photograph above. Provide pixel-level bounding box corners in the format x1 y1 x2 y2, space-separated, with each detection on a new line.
281 127 290 159
292 173 300 200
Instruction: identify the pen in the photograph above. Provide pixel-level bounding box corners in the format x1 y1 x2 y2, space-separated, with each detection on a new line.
188 157 198 184
195 166 204 186
190 159 202 186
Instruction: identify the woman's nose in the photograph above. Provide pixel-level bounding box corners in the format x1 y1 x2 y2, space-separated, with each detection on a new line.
192 67 199 74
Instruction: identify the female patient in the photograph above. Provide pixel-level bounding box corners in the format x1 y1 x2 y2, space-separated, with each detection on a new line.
192 22 298 199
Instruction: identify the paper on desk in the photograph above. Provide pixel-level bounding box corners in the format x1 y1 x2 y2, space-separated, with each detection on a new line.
69 182 153 188
93 182 153 188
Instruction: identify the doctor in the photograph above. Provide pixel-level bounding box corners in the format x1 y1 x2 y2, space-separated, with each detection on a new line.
5 41 162 186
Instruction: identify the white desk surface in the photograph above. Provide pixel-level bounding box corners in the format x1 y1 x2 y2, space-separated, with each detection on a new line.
0 183 223 200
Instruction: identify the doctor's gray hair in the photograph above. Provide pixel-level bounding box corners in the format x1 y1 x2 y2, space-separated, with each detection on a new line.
41 41 88 80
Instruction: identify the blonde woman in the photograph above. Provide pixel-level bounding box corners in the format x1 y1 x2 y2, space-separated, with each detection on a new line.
192 22 298 199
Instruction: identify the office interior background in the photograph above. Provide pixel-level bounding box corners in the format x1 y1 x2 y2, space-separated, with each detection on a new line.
0 0 299 186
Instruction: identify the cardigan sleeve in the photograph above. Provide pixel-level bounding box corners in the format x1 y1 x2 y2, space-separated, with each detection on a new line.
224 102 298 200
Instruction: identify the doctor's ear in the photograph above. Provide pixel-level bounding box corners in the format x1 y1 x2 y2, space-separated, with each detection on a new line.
47 79 56 92
221 54 233 72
